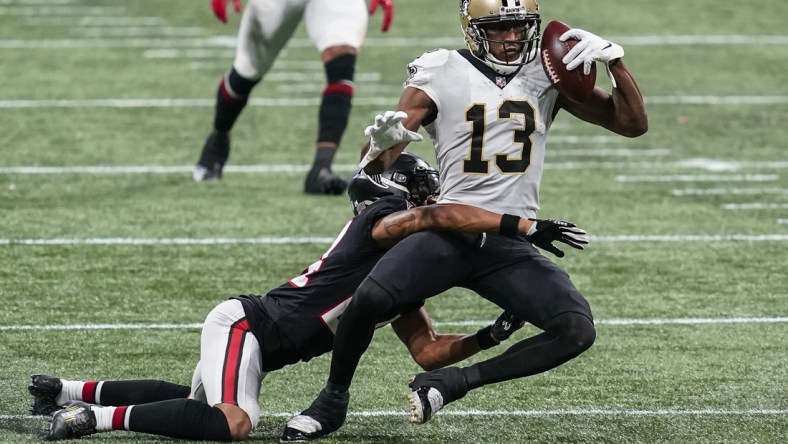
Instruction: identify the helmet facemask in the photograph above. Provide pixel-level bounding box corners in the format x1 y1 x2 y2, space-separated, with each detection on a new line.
405 166 441 207
461 0 541 75
348 153 440 215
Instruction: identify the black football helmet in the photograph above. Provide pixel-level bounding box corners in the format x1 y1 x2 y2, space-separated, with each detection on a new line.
348 152 440 216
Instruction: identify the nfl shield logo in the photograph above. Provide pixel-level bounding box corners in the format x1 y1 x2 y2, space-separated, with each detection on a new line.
495 76 507 88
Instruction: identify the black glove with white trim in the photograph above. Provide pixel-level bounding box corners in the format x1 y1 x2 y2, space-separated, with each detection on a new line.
526 219 589 258
476 311 526 349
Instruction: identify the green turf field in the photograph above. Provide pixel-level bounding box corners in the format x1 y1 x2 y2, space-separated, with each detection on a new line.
1 0 787 442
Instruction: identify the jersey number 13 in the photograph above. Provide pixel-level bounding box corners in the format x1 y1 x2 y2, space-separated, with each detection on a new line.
463 100 536 174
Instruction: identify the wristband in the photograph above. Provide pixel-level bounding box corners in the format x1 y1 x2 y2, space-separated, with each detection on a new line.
475 325 499 350
499 214 521 238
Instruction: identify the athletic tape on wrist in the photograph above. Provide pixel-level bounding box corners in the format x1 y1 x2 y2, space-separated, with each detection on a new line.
499 214 521 238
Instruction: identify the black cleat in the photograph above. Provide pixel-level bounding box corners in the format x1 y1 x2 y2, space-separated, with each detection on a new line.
29 374 63 416
281 389 349 441
193 130 230 182
304 167 347 195
46 401 97 441
407 367 468 424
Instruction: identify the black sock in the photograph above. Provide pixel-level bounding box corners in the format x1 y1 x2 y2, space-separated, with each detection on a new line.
99 380 190 405
325 381 350 396
317 53 355 145
311 146 337 171
128 398 232 441
213 68 259 133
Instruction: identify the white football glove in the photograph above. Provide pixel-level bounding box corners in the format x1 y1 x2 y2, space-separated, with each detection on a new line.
560 28 624 87
359 111 422 168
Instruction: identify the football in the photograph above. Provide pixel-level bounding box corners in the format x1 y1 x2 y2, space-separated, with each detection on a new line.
540 20 597 103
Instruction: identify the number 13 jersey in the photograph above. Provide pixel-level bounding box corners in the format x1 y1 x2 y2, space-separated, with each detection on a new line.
405 48 559 219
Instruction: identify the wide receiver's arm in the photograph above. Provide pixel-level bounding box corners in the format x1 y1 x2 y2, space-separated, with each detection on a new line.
557 61 648 137
361 87 435 174
371 203 533 248
391 308 480 371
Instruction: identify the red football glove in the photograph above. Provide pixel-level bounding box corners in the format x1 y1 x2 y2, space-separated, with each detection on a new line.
368 0 393 32
212 0 242 24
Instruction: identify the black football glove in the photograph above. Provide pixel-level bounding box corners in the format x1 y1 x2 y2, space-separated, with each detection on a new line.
490 311 526 342
476 311 526 349
526 219 589 258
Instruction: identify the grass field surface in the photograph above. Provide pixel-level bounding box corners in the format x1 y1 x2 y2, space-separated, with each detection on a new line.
1 0 786 442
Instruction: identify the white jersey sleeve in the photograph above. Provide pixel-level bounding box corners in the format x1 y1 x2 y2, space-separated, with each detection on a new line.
405 50 559 219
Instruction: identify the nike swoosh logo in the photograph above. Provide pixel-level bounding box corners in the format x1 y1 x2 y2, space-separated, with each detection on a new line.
603 43 612 50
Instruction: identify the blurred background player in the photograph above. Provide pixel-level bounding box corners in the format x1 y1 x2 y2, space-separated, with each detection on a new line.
193 0 394 194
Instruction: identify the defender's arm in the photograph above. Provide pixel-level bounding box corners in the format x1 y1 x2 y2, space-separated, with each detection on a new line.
370 203 533 248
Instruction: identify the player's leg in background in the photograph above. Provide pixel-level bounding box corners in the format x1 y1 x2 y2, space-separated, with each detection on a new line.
45 300 265 441
194 0 308 182
302 0 368 195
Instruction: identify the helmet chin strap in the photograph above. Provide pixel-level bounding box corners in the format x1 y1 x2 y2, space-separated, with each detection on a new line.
481 53 523 75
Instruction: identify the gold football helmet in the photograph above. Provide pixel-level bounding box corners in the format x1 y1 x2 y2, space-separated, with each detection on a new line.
460 0 541 74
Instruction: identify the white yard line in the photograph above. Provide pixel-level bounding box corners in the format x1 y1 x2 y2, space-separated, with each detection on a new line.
0 0 74 4
546 135 622 144
672 188 788 196
778 219 788 225
1 235 787 247
0 237 337 246
1 160 785 175
722 203 788 210
2 408 786 421
0 164 359 174
1 317 786 331
1 96 788 108
617 174 779 183
589 234 788 241
3 408 785 421
0 6 123 15
3 35 788 48
25 16 166 26
76 27 205 38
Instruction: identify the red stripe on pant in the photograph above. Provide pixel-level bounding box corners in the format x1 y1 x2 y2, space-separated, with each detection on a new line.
221 318 250 404
112 406 128 430
82 381 98 404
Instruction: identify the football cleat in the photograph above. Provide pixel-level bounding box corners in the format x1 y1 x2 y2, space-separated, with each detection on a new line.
407 367 469 424
304 167 347 195
46 401 97 441
28 374 63 416
193 130 230 182
407 386 444 425
280 389 349 441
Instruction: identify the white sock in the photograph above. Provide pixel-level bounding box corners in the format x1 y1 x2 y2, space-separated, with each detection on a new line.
92 406 116 432
57 379 84 405
93 405 132 432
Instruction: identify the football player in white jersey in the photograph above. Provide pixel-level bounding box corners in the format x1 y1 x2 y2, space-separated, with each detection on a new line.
286 0 647 439
193 0 394 195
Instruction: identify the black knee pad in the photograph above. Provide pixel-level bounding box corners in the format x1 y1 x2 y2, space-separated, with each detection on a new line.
350 278 396 322
545 312 596 354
